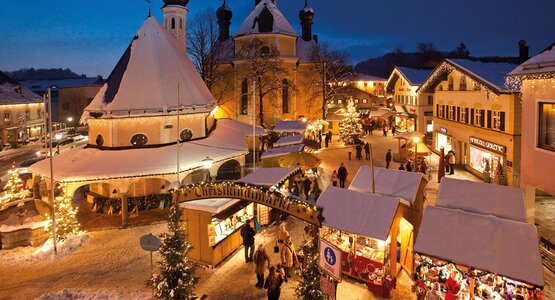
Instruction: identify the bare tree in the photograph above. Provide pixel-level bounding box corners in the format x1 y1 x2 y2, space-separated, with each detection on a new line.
236 37 291 127
301 42 354 119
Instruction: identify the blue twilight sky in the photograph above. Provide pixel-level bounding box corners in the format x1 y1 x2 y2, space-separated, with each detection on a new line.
1 0 555 77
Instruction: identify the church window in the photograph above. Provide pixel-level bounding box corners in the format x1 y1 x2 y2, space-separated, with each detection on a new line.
130 133 148 146
241 79 248 115
180 129 193 141
179 18 182 29
96 134 104 147
171 18 176 29
282 79 289 114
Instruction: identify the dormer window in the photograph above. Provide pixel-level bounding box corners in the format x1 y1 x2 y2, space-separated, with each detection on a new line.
180 129 193 142
448 77 454 91
130 134 148 146
460 76 467 91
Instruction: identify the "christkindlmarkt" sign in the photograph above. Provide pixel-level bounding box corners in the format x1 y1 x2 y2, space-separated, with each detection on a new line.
174 182 324 226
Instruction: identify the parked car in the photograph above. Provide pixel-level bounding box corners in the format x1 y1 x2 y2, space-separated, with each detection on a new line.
37 138 76 157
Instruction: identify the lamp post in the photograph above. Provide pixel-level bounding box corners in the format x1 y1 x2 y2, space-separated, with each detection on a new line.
412 136 420 172
47 85 58 257
202 156 214 182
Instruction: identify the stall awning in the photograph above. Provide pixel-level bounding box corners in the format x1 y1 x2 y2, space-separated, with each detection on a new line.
260 144 304 159
239 167 299 187
325 112 346 122
318 186 400 241
415 206 544 287
437 178 527 223
273 120 308 133
392 131 425 141
349 166 427 205
180 198 239 214
369 109 394 119
394 105 408 116
274 135 304 147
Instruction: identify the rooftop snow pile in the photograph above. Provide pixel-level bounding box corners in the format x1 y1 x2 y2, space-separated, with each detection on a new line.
0 71 42 105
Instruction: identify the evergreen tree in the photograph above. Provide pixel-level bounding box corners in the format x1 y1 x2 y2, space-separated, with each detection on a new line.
295 226 325 300
148 204 198 300
1 164 30 204
54 186 80 242
339 100 362 144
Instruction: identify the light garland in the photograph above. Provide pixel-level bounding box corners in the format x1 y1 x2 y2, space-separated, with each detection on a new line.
0 165 31 205
339 99 362 144
49 183 81 242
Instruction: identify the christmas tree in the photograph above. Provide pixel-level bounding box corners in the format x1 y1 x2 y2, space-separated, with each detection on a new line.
339 100 362 144
148 204 198 300
54 185 81 242
1 164 30 204
295 226 325 300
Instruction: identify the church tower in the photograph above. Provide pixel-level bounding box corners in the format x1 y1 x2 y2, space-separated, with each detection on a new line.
161 0 189 52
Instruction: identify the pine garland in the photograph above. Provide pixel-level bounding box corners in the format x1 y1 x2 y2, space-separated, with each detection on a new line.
295 226 326 300
148 204 198 300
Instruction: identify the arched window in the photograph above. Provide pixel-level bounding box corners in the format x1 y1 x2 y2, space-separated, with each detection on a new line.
171 17 176 29
241 79 248 115
459 76 467 90
95 134 104 147
179 18 182 29
179 129 193 142
282 79 289 113
130 134 148 146
448 77 454 90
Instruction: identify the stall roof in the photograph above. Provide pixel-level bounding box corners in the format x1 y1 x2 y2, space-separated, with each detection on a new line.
260 144 304 159
415 206 544 287
318 186 400 241
436 177 526 222
180 198 239 214
369 109 394 118
274 135 304 147
217 118 266 136
349 166 426 205
392 131 426 141
273 120 308 133
239 167 298 187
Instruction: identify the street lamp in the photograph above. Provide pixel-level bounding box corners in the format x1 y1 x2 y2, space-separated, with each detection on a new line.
202 156 214 169
412 136 420 172
67 117 73 127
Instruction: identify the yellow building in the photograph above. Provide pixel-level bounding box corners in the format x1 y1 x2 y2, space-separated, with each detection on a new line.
419 59 521 186
211 0 323 127
0 72 45 149
57 79 103 126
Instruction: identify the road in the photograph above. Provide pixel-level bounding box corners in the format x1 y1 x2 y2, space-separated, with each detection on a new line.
0 146 42 189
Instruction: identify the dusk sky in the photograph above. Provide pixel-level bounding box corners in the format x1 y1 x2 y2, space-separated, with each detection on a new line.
1 0 555 77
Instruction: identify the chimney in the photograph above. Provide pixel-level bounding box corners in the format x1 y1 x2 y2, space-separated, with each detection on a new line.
519 40 529 64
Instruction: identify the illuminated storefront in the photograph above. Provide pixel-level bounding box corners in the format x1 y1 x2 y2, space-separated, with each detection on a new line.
467 137 507 183
434 127 452 152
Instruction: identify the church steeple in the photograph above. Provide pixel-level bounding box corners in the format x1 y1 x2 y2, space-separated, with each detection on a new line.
161 0 189 52
299 0 314 42
217 0 232 41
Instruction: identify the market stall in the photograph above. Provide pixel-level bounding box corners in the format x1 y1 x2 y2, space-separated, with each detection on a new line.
272 120 308 134
318 186 404 298
273 135 304 147
260 144 304 167
181 198 254 266
392 131 425 162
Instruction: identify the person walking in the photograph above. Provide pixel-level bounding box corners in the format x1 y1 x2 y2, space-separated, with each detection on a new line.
331 170 338 187
337 163 348 188
448 150 456 175
277 224 290 252
264 266 283 300
391 125 396 136
445 271 461 300
385 149 392 169
254 244 270 288
280 235 295 280
324 131 330 148
406 160 413 172
240 219 256 262
355 143 363 160
445 151 451 174
364 142 370 160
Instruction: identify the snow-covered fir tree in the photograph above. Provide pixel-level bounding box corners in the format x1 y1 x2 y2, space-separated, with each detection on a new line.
339 99 362 144
295 226 325 300
54 186 81 242
1 164 30 204
148 204 198 300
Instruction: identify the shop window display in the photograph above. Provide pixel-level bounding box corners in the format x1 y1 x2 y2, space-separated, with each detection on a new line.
538 102 555 151
469 146 504 179
209 204 254 246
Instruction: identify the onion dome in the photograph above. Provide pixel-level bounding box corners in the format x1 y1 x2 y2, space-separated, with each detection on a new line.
162 0 189 7
217 0 232 22
299 0 314 23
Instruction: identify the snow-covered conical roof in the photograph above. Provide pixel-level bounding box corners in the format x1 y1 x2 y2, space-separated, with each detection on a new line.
84 16 214 118
235 0 296 37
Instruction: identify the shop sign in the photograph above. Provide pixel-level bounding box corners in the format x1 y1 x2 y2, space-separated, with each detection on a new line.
409 107 416 113
319 239 343 281
439 127 447 134
176 182 323 226
469 136 506 154
140 233 161 252
320 276 336 299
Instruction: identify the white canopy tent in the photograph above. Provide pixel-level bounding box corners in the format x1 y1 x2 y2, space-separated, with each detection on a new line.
260 144 304 159
239 167 299 188
274 135 304 147
318 186 400 241
437 178 526 223
349 166 426 205
273 120 308 133
414 206 544 287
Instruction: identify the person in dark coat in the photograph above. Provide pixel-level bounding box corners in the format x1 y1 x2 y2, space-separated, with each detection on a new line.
264 266 283 300
364 142 370 160
399 164 405 171
385 149 392 169
391 126 396 135
240 220 256 262
324 131 330 148
406 160 413 172
355 144 363 160
337 163 348 188
303 177 312 199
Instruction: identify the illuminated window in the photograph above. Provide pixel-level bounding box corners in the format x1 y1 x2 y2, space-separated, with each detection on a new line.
460 108 467 123
448 106 455 120
354 99 359 104
474 109 483 126
4 112 10 122
362 99 368 104
130 134 148 146
337 99 342 104
538 102 555 151
180 129 193 142
492 111 502 131
459 76 467 90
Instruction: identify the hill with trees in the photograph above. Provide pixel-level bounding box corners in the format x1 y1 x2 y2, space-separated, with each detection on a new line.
5 68 88 81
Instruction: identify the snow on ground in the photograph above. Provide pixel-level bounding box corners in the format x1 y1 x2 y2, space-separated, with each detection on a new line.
36 289 150 300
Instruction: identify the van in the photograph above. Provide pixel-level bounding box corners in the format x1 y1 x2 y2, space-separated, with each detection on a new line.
37 138 76 157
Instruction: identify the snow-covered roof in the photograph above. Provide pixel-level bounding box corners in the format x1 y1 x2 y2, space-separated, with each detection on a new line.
415 206 544 287
318 186 400 241
392 131 425 141
273 120 308 133
509 42 555 76
396 67 432 86
239 167 298 187
84 16 214 118
29 120 251 183
325 112 346 122
180 198 240 214
235 0 297 37
354 74 387 82
369 109 394 118
349 166 427 205
216 118 266 137
447 59 517 92
297 39 317 62
0 72 43 105
20 77 103 93
274 135 304 147
260 144 304 159
436 177 526 223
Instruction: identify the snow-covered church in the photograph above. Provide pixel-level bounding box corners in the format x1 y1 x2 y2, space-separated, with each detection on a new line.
30 0 263 226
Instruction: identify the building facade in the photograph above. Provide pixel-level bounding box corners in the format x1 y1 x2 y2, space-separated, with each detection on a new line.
0 72 45 149
386 67 433 136
58 83 102 127
211 0 324 127
420 59 521 187
508 43 555 199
